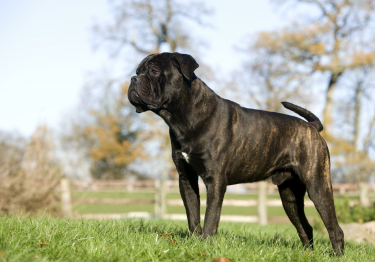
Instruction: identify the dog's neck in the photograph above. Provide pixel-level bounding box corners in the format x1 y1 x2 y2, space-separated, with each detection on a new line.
158 77 221 143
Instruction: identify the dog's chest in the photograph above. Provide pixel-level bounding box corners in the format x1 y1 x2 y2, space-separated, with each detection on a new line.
181 152 190 163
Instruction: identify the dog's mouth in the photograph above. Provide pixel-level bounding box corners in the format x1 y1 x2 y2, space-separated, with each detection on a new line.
129 90 147 113
129 90 159 113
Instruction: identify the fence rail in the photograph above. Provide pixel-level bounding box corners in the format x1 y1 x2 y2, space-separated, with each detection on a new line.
71 180 373 189
74 198 319 207
62 179 374 224
70 180 375 194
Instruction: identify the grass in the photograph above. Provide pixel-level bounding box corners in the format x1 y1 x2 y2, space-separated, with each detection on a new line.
0 216 374 261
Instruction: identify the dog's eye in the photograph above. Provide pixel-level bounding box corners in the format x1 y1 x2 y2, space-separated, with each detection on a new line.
151 69 159 75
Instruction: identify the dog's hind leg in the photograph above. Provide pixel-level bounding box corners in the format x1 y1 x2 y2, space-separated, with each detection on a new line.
306 165 344 256
202 175 227 239
278 177 313 249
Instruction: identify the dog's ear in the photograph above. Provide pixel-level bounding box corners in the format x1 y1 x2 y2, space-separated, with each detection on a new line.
136 53 156 74
170 52 199 81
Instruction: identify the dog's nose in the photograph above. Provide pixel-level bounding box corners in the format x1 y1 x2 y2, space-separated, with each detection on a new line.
131 76 137 83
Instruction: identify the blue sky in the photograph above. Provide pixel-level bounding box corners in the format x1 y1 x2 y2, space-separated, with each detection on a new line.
0 0 286 136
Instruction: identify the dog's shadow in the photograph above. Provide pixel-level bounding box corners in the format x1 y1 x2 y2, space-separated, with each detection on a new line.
122 218 192 238
223 230 354 257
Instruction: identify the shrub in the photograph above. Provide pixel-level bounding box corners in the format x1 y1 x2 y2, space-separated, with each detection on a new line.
312 197 375 233
335 198 375 224
0 126 63 216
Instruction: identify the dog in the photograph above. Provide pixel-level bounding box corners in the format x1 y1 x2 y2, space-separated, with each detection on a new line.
128 52 344 256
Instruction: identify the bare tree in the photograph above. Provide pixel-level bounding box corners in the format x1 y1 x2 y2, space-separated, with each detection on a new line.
62 0 212 180
93 0 211 57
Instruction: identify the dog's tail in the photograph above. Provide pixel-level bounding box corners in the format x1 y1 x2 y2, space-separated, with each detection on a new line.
281 101 323 132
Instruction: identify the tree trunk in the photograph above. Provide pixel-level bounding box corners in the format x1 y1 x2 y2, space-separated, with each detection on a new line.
322 72 342 133
354 82 363 151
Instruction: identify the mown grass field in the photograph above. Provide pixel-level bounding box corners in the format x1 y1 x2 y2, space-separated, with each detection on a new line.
72 191 359 219
0 216 374 261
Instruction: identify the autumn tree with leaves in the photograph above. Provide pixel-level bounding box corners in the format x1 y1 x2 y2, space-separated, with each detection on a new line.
82 79 146 180
238 0 375 182
232 30 314 113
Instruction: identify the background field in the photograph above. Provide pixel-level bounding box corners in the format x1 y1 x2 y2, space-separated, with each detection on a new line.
0 216 374 262
72 191 360 220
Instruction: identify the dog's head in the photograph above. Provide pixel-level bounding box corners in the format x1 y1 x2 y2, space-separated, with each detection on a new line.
128 52 199 113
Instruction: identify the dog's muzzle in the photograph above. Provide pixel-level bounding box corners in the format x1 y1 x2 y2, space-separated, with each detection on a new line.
128 78 147 113
128 76 159 113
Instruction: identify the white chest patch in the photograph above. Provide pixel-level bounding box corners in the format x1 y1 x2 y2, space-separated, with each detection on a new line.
181 152 190 163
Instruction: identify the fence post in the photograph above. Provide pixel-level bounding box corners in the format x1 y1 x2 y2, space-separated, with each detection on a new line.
127 180 134 192
339 186 346 195
156 149 169 219
160 175 167 219
154 180 161 218
258 181 267 225
61 178 72 217
359 182 370 207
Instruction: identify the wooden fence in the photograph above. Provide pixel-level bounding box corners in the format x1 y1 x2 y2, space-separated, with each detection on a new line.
61 179 375 224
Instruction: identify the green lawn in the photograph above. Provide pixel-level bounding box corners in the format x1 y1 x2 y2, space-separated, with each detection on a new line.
0 216 373 261
73 192 156 200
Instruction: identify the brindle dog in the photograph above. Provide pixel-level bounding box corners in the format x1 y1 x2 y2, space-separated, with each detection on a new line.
128 52 344 256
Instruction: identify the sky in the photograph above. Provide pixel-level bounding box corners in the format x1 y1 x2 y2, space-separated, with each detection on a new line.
0 0 287 137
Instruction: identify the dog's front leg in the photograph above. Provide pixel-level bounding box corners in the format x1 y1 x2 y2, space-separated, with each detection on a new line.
170 132 202 235
202 176 227 238
179 169 202 235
